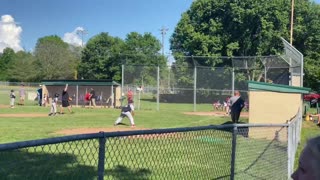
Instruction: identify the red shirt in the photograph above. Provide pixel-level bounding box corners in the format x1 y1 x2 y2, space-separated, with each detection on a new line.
85 93 91 101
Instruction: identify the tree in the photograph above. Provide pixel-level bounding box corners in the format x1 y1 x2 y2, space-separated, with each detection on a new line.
171 0 290 59
0 48 15 80
170 0 320 90
122 32 165 86
34 35 77 80
78 32 124 80
7 51 37 82
293 1 320 91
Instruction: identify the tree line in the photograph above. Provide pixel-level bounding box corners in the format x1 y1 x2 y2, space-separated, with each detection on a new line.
0 0 320 91
0 32 164 83
170 0 320 92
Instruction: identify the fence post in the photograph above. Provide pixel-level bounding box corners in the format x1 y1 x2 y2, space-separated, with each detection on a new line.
157 65 160 111
98 132 106 180
193 58 197 112
121 64 124 97
232 68 235 96
230 126 237 180
287 123 292 179
76 85 79 106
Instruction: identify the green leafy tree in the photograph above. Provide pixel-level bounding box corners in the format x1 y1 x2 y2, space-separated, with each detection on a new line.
0 48 15 80
293 1 320 91
8 51 37 82
122 32 164 86
78 32 124 80
34 35 78 80
170 0 290 86
171 0 290 59
170 0 320 91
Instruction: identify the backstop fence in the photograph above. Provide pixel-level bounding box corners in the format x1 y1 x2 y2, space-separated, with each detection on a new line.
121 38 303 112
0 119 301 180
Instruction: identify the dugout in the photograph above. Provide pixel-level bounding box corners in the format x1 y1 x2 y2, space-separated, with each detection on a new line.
41 80 121 108
248 81 310 140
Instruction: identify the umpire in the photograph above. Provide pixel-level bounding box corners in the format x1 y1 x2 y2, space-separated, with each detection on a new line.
229 91 245 123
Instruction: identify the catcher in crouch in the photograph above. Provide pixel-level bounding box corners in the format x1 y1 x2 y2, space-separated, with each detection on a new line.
114 104 135 128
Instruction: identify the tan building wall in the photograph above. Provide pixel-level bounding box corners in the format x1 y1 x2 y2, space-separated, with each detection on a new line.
249 91 302 141
249 91 301 124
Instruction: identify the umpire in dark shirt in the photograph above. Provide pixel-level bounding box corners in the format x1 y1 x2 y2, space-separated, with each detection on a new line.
229 91 245 123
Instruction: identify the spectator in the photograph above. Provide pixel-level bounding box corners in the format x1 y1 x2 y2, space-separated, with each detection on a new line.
225 97 231 115
60 84 73 114
10 89 15 108
229 91 245 123
84 92 91 107
291 136 320 179
42 93 49 107
212 100 222 111
89 88 96 108
127 89 133 104
37 85 42 106
19 83 25 105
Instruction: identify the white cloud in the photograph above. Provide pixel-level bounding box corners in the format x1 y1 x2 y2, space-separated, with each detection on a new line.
63 27 86 47
0 15 23 53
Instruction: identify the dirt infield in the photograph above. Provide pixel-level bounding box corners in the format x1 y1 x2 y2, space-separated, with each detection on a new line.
55 127 150 135
183 111 249 117
0 104 9 108
0 113 48 117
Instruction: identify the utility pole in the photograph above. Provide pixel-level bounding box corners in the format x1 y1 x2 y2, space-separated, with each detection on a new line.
160 26 169 56
77 28 88 47
290 0 294 45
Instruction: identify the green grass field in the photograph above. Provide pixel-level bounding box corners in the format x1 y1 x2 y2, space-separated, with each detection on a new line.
0 93 319 179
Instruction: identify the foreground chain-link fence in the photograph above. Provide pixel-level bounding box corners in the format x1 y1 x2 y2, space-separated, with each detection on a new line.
0 120 301 180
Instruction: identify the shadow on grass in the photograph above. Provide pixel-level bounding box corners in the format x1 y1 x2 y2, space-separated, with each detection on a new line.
105 165 151 180
219 121 249 138
115 122 130 126
0 150 96 180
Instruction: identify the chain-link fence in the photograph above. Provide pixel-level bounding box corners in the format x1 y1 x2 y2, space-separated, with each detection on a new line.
122 38 302 112
0 121 301 180
287 108 303 178
122 56 290 112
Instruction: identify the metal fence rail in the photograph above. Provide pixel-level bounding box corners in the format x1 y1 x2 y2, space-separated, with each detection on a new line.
0 123 296 180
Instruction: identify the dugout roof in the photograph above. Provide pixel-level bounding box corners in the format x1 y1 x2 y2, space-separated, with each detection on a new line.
248 81 310 94
41 80 121 86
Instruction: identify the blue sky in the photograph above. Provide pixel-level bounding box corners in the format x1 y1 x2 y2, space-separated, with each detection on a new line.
0 0 193 55
1 0 320 55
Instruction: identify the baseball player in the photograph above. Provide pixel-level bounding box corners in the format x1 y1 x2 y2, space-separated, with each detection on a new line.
114 104 135 127
49 93 59 116
10 89 16 108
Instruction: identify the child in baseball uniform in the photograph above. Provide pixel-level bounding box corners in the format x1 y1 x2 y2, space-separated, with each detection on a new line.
114 104 135 127
49 93 59 116
10 90 15 108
